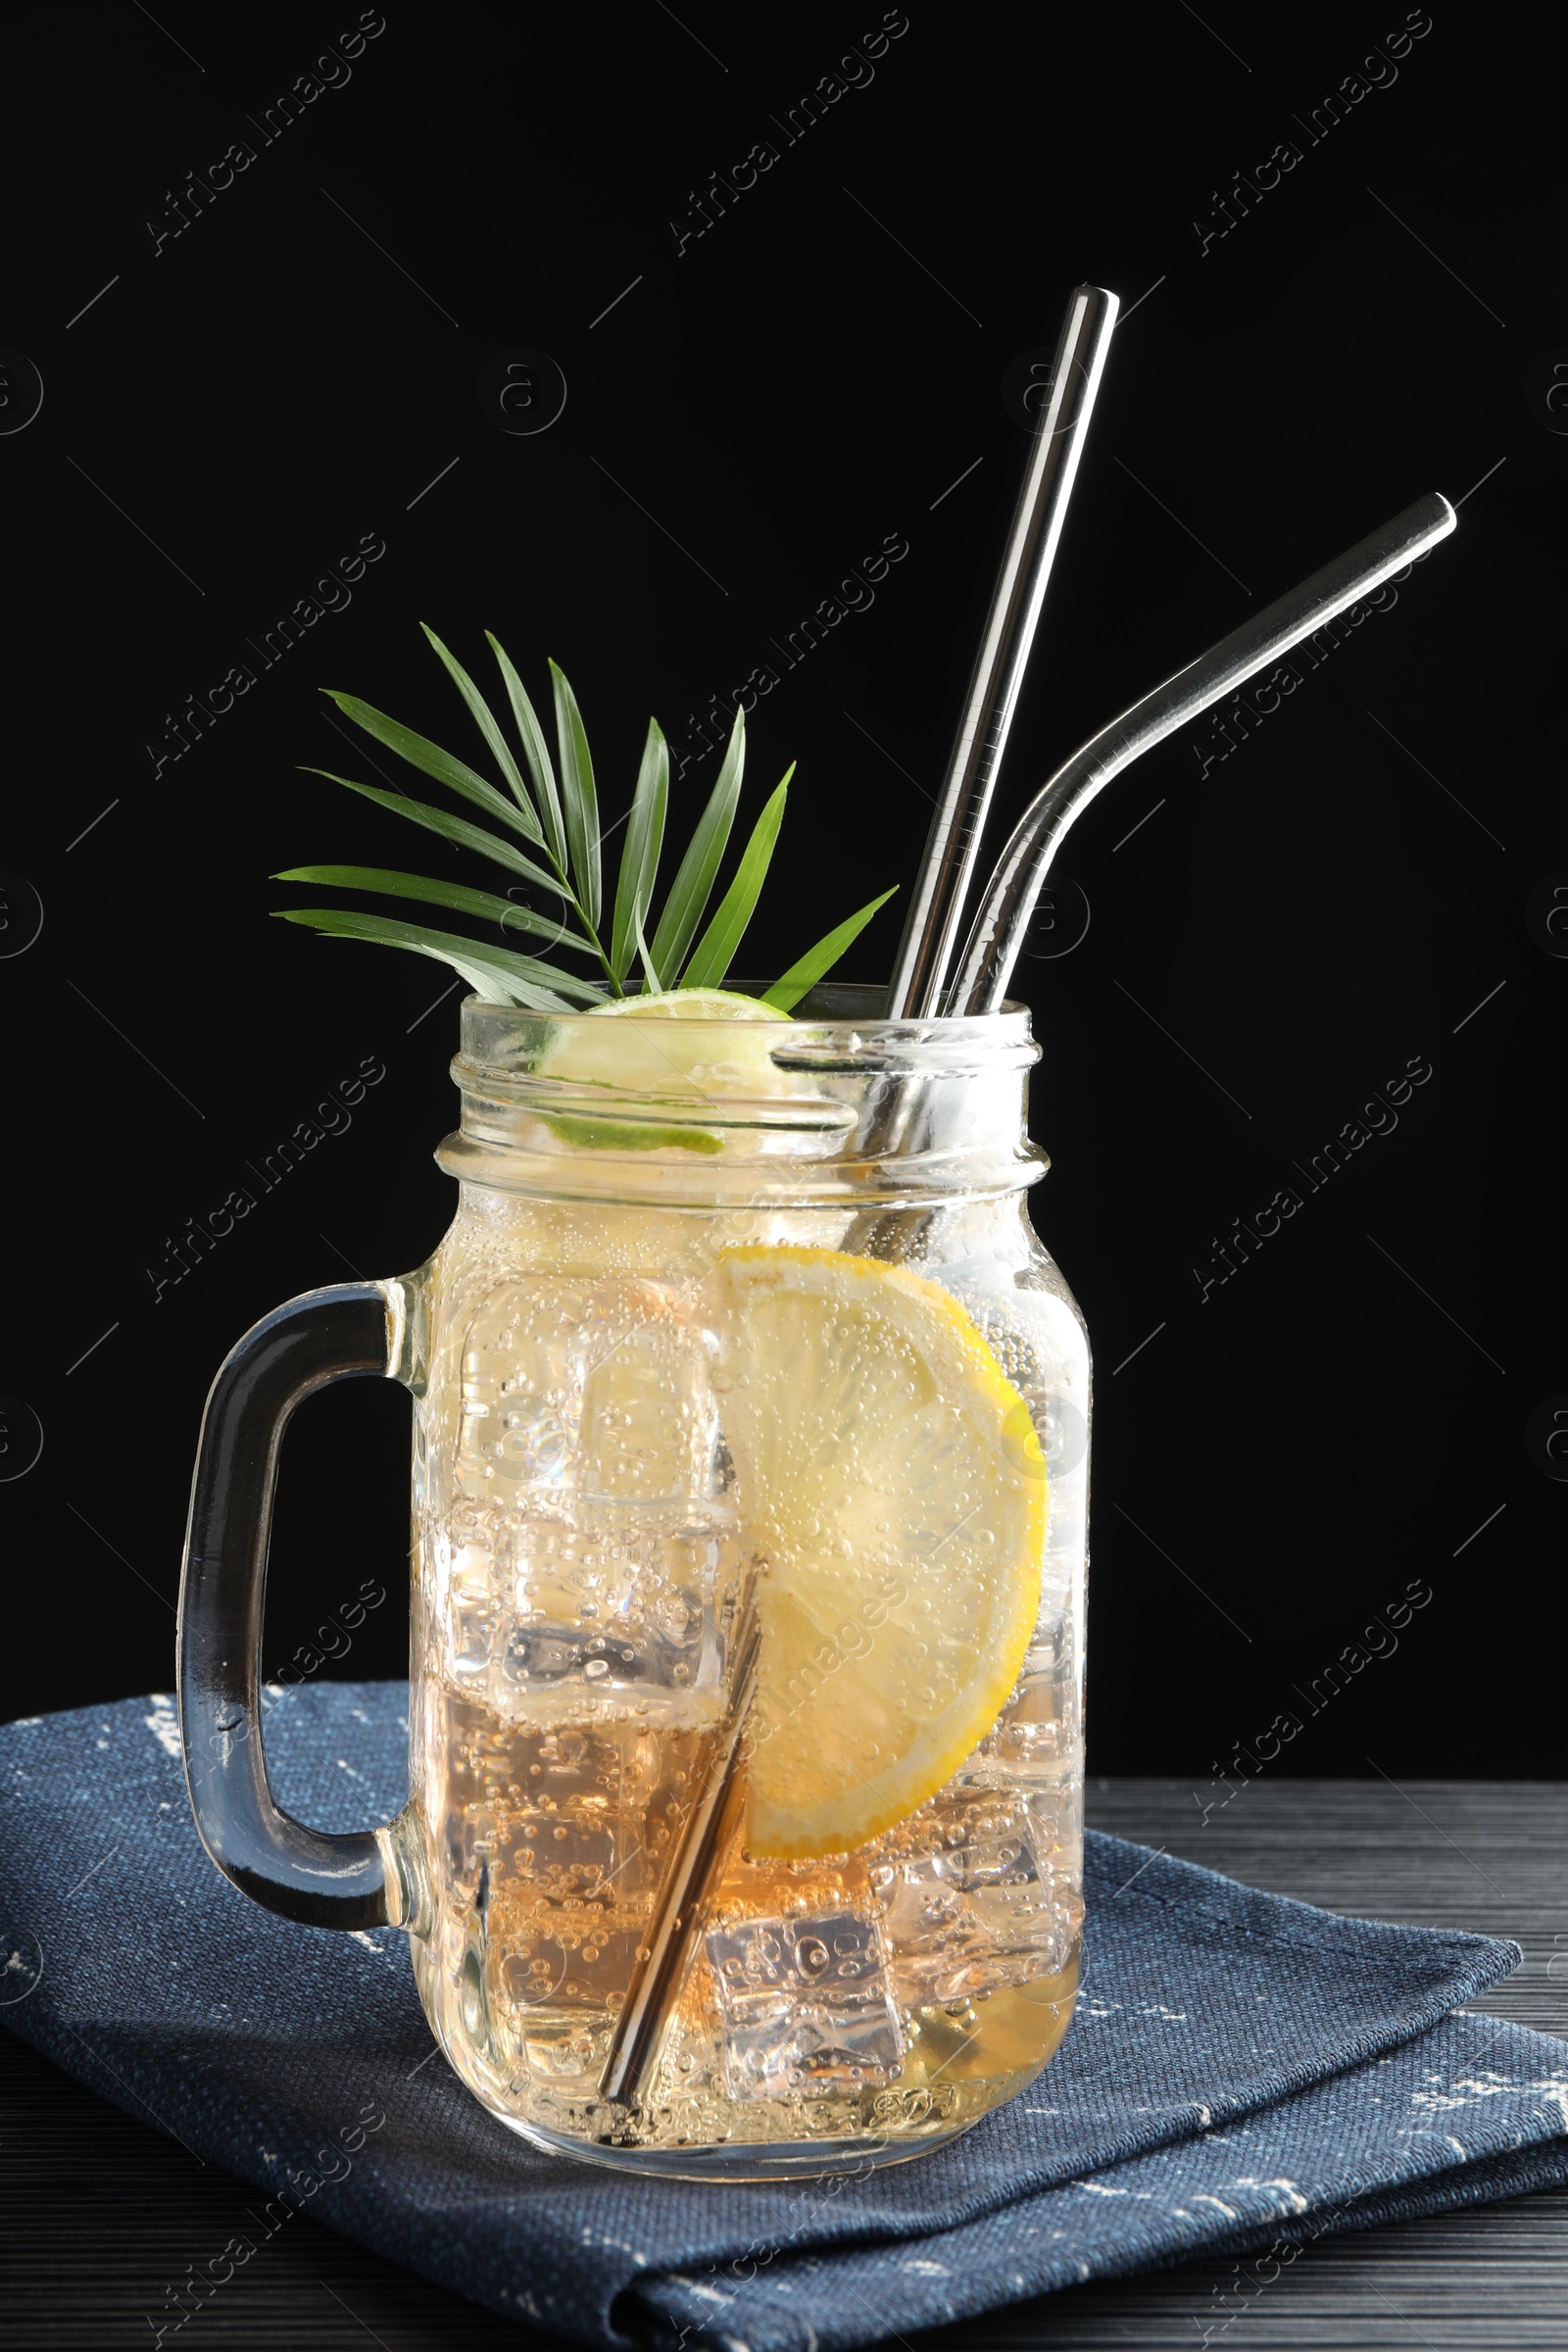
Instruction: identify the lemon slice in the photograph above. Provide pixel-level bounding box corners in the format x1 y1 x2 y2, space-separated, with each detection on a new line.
537 990 792 1152
716 1246 1047 1858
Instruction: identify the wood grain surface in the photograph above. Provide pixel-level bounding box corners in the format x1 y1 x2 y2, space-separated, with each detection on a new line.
3 1780 1564 2349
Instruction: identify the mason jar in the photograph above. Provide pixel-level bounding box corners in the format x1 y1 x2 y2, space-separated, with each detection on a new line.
178 989 1089 2180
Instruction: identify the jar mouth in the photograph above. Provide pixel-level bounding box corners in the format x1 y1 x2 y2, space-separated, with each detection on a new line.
438 987 1044 1207
456 986 1037 1073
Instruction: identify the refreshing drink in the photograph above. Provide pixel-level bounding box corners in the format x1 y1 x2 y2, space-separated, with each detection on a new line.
179 627 1092 2187
404 1105 1088 2174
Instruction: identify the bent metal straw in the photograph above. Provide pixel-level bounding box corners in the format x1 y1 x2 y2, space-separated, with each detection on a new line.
951 491 1458 1015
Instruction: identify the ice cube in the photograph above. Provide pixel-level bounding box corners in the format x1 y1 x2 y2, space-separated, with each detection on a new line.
500 1922 643 2016
943 1828 1041 1893
579 1312 714 1505
494 1401 571 1485
496 1512 739 1705
704 1910 904 2099
456 1275 719 1512
440 1505 501 1682
501 1618 588 1685
874 1807 1076 2001
521 2020 603 2081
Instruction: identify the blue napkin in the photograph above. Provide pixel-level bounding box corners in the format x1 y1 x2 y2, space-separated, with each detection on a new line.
3 1684 1565 2349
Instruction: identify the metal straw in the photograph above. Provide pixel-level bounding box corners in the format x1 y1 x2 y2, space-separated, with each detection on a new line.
951 491 1457 1016
885 283 1120 1021
598 1585 763 2115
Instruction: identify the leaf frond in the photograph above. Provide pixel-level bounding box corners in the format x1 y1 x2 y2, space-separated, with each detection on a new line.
681 768 791 990
418 624 544 843
649 704 745 982
298 769 570 900
274 907 605 1007
761 888 900 1011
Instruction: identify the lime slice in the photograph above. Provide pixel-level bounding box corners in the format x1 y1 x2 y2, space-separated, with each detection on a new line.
715 1246 1048 1859
589 989 778 1021
537 990 792 1153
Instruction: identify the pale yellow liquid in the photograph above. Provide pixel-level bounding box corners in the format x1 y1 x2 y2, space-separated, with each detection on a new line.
407 1209 1088 2169
415 1684 1080 2159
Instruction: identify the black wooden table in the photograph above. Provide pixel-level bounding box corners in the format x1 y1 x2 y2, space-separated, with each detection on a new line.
4 1781 1565 2349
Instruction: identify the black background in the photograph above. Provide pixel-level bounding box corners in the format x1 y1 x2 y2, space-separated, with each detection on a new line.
2 1 1560 1782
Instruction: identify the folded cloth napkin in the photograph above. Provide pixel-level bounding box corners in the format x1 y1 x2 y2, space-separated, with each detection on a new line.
3 1685 1565 2350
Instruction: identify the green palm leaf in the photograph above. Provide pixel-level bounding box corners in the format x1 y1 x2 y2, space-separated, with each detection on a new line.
322 691 540 847
761 887 899 1012
632 902 664 994
549 661 601 928
283 628 897 1028
418 625 544 843
681 769 792 990
649 705 745 984
271 864 595 954
610 719 669 984
486 633 567 875
274 907 601 1007
300 769 571 900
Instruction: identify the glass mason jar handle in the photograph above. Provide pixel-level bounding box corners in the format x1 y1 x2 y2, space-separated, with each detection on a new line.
177 1280 407 1931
